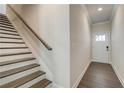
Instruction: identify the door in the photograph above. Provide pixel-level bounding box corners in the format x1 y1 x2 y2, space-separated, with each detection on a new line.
92 26 110 63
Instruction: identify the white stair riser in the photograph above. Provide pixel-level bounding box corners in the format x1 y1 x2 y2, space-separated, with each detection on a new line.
0 67 41 85
1 49 30 54
0 25 14 28
19 75 46 88
0 27 16 31
0 60 37 72
0 38 23 42
0 34 21 38
0 30 17 34
0 43 26 47
0 54 34 62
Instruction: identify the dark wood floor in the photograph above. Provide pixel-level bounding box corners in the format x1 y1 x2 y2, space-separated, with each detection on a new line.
78 62 123 88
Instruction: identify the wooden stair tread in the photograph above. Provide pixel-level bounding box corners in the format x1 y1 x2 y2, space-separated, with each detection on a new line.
0 22 13 26
0 52 32 57
0 63 40 78
0 25 14 29
0 36 22 40
0 41 25 44
0 28 17 33
0 57 36 66
0 24 14 28
0 71 45 88
0 32 19 36
30 78 52 88
0 47 28 49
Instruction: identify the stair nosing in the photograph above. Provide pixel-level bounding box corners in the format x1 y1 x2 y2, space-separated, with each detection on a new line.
0 18 10 21
0 24 14 28
0 71 45 88
0 20 11 23
0 22 13 26
0 47 28 49
0 42 25 44
0 57 36 66
0 36 22 40
30 78 52 88
0 32 19 36
0 52 32 57
0 28 17 33
0 25 15 30
0 64 40 78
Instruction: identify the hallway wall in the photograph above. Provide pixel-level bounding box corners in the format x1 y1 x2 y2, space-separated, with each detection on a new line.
70 5 91 87
111 5 124 86
7 4 70 88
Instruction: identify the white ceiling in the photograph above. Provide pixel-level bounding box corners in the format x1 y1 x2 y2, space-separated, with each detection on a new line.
85 4 114 24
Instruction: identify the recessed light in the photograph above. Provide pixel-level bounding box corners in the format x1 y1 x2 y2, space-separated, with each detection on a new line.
97 8 103 11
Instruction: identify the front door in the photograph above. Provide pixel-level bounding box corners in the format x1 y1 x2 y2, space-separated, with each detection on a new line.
92 28 110 63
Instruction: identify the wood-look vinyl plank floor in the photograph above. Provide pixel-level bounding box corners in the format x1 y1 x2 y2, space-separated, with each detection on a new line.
78 62 123 88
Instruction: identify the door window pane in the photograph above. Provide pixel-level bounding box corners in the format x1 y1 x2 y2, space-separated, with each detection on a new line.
96 35 105 41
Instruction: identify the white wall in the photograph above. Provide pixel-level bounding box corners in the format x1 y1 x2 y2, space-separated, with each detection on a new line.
70 5 91 87
7 4 70 88
91 22 111 63
0 4 6 14
111 5 124 86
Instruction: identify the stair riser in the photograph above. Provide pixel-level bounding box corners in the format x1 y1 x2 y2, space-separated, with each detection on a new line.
19 75 46 88
0 34 21 38
0 49 30 54
0 54 33 62
0 24 14 28
0 23 13 27
0 27 16 31
0 30 17 34
0 38 23 42
0 67 41 85
0 60 37 72
0 43 26 47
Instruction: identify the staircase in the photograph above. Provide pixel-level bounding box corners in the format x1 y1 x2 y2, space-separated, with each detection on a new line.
0 14 52 88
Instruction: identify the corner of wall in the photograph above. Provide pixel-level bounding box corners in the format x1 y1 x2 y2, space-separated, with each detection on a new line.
111 63 124 87
72 61 91 88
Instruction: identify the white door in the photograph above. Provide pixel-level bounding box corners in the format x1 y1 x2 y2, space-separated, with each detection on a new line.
92 25 110 63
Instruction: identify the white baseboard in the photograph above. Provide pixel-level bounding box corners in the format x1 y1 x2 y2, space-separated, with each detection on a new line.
52 83 63 88
111 63 124 87
72 61 91 88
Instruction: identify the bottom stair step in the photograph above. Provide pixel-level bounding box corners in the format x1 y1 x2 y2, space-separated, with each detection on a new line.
0 71 45 88
30 78 52 88
0 64 40 78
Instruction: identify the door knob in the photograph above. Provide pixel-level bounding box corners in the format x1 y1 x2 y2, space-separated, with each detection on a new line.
106 46 109 51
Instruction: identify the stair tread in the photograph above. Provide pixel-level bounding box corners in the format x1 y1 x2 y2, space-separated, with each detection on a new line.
0 63 40 78
0 24 14 29
30 78 52 88
0 52 32 57
0 22 13 26
0 28 17 33
0 36 22 40
0 41 25 44
0 47 28 49
0 71 45 88
0 24 14 28
0 32 19 36
0 57 36 66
